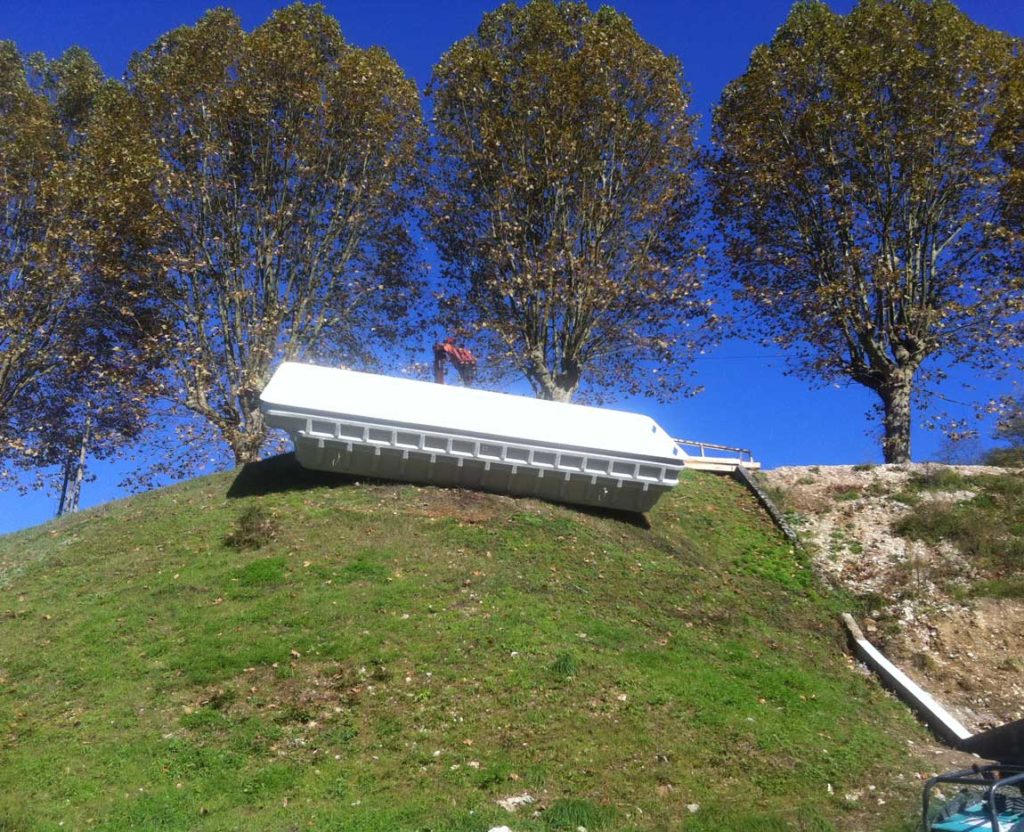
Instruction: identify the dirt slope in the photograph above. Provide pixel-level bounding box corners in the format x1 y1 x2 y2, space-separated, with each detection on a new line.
763 464 1024 732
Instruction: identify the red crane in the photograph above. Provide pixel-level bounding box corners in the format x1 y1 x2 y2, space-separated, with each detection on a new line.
433 337 477 386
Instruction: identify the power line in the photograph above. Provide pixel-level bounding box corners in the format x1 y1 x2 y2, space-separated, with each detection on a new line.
693 354 788 360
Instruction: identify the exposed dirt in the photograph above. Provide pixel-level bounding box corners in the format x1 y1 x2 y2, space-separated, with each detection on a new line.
178 659 388 761
762 463 1024 733
402 485 519 524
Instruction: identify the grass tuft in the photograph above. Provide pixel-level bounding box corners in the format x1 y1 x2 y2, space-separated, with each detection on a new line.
224 505 278 550
543 797 615 830
549 652 579 678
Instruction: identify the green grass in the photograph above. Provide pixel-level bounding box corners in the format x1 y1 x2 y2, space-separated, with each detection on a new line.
982 445 1024 467
0 455 935 831
544 797 616 829
902 467 971 494
971 577 1024 599
892 471 1024 595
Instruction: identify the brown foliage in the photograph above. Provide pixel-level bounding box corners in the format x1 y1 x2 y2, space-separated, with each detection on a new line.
127 4 426 465
0 44 164 510
710 0 1024 462
427 1 715 403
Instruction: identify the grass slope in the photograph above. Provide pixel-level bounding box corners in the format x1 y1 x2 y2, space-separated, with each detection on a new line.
0 456 930 831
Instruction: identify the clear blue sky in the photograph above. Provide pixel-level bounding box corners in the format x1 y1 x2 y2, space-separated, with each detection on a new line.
1 0 1022 533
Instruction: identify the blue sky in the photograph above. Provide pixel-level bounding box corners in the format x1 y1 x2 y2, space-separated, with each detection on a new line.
1 0 1022 533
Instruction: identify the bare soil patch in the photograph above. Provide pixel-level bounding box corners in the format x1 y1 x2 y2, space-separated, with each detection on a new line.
763 463 1024 732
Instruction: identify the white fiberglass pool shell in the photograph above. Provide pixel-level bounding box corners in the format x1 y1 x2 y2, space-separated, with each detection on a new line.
260 362 685 512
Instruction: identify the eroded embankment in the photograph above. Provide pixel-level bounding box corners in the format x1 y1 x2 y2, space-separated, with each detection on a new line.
763 463 1024 732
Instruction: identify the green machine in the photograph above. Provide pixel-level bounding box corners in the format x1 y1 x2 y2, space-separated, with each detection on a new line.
924 720 1024 831
924 764 1024 831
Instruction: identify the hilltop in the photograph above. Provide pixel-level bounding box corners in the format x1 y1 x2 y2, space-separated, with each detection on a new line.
0 455 954 831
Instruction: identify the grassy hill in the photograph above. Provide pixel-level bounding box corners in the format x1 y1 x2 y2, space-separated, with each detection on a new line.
0 456 936 831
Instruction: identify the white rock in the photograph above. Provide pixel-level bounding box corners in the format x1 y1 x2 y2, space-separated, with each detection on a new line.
496 793 535 812
686 803 700 813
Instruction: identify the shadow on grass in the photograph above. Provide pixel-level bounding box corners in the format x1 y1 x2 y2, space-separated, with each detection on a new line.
570 502 651 529
227 452 365 499
228 453 652 528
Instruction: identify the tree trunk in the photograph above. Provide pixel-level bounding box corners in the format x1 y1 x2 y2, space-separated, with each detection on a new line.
57 417 91 517
879 372 914 464
57 460 73 517
231 409 266 466
529 363 579 403
541 385 576 403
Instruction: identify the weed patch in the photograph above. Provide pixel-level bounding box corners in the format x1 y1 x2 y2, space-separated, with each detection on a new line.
906 468 969 493
972 577 1024 599
224 505 278 550
891 473 1024 582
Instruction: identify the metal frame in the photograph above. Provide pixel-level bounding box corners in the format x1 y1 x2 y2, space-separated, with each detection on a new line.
923 764 1024 831
267 408 682 488
673 438 761 472
674 438 755 462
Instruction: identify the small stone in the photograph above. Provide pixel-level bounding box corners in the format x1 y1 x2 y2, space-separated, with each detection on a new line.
686 803 700 813
496 792 535 812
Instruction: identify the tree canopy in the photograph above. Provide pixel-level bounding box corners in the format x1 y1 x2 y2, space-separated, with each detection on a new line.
7 0 1024 514
427 0 714 403
0 43 162 508
710 0 1024 462
0 41 66 470
998 52 1024 237
128 3 426 465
